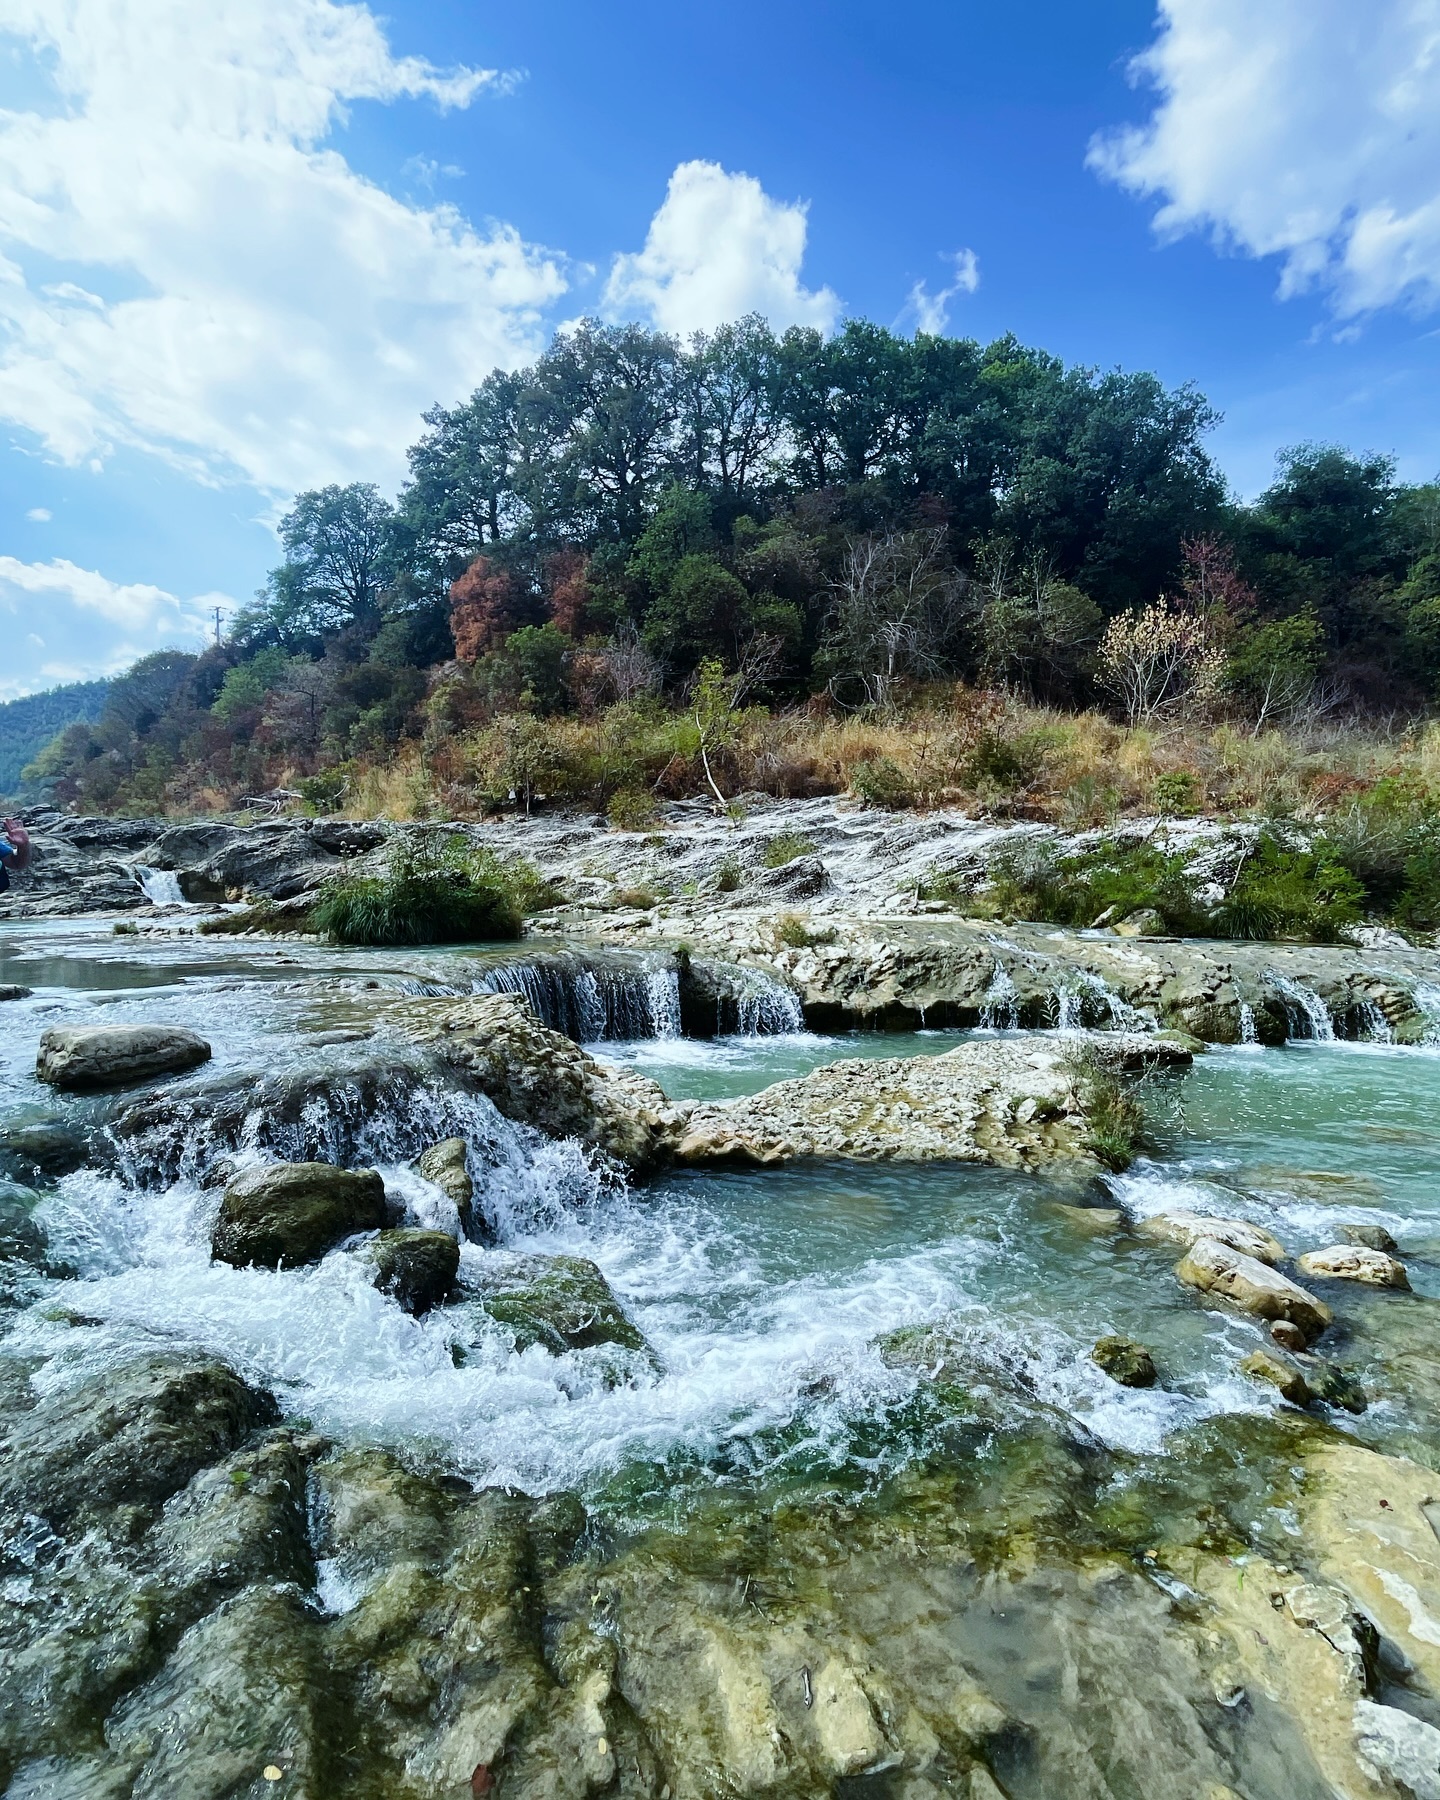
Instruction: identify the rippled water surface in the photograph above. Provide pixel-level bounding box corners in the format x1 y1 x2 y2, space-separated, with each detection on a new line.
3 917 1439 1512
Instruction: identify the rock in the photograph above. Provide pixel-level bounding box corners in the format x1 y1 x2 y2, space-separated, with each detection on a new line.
1269 1319 1307 1352
0 1351 278 1527
35 1023 212 1091
415 1137 476 1237
1175 1237 1332 1343
1137 1208 1286 1266
1298 1243 1410 1289
1113 907 1166 937
670 1037 1161 1169
367 1228 459 1315
1091 1334 1157 1387
212 1161 387 1269
1338 1222 1399 1252
1240 1348 1313 1407
0 1118 92 1182
471 1254 652 1361
1055 1203 1123 1232
0 983 31 1001
1353 1699 1440 1800
1302 1357 1368 1415
393 993 683 1172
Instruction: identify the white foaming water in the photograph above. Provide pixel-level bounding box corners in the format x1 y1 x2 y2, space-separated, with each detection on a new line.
1265 972 1335 1042
133 865 188 907
979 962 1019 1031
1410 981 1440 1044
1238 1001 1259 1046
1053 968 1152 1034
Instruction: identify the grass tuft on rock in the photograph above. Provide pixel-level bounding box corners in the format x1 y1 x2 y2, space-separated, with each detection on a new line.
1065 1047 1149 1172
310 831 555 946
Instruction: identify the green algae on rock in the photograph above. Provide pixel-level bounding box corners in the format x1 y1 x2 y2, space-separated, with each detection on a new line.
211 1162 387 1269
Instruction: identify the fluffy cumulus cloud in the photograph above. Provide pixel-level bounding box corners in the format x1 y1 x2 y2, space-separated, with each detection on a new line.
0 0 567 495
0 556 230 696
604 160 840 336
1089 0 1440 317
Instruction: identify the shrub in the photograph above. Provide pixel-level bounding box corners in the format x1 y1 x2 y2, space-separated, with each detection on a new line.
713 858 743 893
297 769 348 813
607 787 659 831
1066 1049 1148 1172
762 831 816 868
850 755 914 809
775 912 825 947
1212 833 1364 942
612 886 658 910
309 832 553 946
1152 770 1200 816
961 729 1047 795
985 838 1203 934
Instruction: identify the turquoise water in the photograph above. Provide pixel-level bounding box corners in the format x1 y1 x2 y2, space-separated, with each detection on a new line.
2 918 1438 1505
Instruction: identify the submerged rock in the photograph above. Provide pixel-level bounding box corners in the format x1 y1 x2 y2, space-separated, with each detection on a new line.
1301 1357 1368 1415
1175 1237 1332 1343
1138 1209 1286 1266
1240 1348 1314 1407
0 983 31 1001
0 1118 92 1182
1298 1243 1411 1289
367 1227 459 1315
35 1023 211 1091
414 1136 476 1237
1092 1334 1158 1388
468 1253 652 1359
211 1161 387 1269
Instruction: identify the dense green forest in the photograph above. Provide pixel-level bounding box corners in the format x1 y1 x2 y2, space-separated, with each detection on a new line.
0 679 109 798
20 316 1440 817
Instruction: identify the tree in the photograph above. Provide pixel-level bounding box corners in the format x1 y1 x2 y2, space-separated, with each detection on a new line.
971 537 1101 701
449 557 526 661
823 529 966 708
675 316 784 505
1097 598 1225 725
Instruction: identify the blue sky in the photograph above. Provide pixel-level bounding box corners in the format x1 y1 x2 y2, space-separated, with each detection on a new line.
2 0 1439 698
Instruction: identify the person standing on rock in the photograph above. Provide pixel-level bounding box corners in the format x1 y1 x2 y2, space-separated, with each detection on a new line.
0 818 31 893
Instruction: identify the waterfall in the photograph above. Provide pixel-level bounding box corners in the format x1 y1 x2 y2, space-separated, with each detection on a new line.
1410 982 1440 1045
980 963 1019 1031
1052 969 1151 1034
1358 999 1393 1044
1238 1001 1259 1045
134 865 188 907
1265 973 1335 1042
478 955 681 1043
721 969 805 1038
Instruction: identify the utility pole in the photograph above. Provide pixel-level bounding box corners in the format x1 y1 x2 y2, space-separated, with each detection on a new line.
211 605 225 646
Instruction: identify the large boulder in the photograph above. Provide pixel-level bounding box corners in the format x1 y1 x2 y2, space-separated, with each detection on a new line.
392 993 684 1172
367 1228 459 1315
0 1351 277 1527
212 1162 387 1269
36 1023 211 1091
1175 1237 1332 1342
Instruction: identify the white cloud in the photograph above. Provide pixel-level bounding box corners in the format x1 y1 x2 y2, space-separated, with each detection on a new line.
1089 0 1440 318
906 248 980 335
25 506 50 521
604 160 840 336
0 0 566 495
0 557 233 696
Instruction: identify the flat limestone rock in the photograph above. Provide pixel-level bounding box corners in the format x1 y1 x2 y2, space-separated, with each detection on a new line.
36 1023 211 1091
1175 1237 1332 1343
212 1161 387 1269
669 1037 1152 1168
1138 1209 1286 1266
1298 1244 1411 1289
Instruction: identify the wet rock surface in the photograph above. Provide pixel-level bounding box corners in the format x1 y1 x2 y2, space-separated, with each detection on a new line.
1175 1236 1334 1342
460 1252 653 1362
366 1227 459 1315
1091 1333 1158 1387
35 1024 211 1091
212 1161 388 1269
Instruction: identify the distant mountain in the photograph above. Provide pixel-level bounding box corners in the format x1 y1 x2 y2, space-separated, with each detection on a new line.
0 679 111 797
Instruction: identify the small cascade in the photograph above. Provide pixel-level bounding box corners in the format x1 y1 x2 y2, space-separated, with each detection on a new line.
979 963 1019 1031
1052 969 1152 1034
1237 1000 1259 1046
134 865 188 907
1358 999 1393 1044
478 954 682 1043
1265 972 1335 1042
722 968 806 1038
1410 982 1440 1045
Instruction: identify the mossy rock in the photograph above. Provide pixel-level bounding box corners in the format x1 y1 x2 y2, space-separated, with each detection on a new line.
368 1228 459 1316
212 1161 387 1269
1092 1334 1158 1388
476 1254 651 1359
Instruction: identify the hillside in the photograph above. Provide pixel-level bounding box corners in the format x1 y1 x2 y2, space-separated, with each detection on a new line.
0 678 110 798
